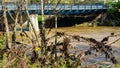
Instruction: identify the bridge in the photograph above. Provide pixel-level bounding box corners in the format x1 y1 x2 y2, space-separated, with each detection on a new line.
0 3 109 15
0 3 109 31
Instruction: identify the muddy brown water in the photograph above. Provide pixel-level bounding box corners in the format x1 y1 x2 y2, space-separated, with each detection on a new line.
47 26 120 67
8 26 120 67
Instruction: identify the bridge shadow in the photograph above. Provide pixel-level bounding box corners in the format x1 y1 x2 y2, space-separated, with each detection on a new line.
45 14 99 28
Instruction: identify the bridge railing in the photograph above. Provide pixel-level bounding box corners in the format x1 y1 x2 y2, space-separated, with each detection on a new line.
0 4 109 11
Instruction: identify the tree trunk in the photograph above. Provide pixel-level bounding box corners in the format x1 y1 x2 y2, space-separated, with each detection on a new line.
41 0 47 55
2 0 10 49
24 0 41 55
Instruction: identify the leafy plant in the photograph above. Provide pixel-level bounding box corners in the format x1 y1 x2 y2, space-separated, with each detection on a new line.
38 15 42 24
102 2 120 26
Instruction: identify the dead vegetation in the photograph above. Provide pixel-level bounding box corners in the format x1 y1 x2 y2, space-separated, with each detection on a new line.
0 30 120 68
0 0 120 68
2 25 118 67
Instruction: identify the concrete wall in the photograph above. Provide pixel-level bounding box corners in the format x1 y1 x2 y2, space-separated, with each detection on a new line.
29 14 39 32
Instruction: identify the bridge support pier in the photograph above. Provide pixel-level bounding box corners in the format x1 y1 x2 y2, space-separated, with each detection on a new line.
91 14 102 27
92 21 97 27
29 14 39 32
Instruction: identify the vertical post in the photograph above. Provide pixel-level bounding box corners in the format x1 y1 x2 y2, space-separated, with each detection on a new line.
104 0 106 4
41 0 47 55
14 0 17 10
73 0 75 5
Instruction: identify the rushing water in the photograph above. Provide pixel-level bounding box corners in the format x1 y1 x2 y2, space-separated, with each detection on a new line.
52 26 120 67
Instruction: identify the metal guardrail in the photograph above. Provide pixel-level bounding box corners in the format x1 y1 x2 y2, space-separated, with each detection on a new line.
0 4 109 15
0 4 109 10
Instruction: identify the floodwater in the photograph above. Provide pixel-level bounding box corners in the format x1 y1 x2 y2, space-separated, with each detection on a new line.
48 26 120 67
13 26 120 67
